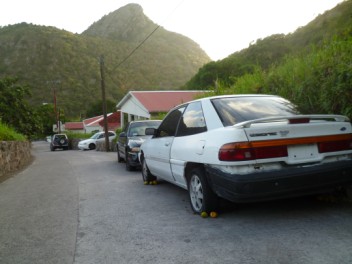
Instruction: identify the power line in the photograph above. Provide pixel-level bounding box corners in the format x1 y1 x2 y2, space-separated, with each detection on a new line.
111 25 160 73
107 0 185 76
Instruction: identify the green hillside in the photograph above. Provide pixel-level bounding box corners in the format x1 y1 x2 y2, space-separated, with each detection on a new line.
0 4 210 118
184 0 352 119
184 0 352 90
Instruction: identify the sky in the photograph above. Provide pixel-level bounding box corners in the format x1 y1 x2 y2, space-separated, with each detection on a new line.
0 0 345 60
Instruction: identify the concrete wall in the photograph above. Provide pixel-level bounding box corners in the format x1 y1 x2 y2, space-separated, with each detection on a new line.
0 141 32 179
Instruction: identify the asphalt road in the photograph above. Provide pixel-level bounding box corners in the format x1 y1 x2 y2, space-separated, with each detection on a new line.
0 141 352 264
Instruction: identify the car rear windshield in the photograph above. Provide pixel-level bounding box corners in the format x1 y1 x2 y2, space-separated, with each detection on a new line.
211 96 300 126
55 134 67 140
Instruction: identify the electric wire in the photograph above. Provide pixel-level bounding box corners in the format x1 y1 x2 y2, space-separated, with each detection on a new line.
105 0 185 82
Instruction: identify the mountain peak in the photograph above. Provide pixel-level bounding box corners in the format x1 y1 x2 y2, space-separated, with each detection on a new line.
82 3 157 41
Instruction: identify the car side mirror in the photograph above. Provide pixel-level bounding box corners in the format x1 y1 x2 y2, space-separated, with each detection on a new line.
145 128 156 136
119 132 126 138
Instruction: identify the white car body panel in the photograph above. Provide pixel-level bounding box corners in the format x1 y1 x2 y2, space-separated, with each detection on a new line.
145 136 175 182
78 131 116 150
140 94 352 204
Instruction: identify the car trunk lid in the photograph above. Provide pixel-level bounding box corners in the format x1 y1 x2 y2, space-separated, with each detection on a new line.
219 115 352 164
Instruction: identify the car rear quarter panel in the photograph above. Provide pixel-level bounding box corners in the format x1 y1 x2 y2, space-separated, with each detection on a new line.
170 127 250 165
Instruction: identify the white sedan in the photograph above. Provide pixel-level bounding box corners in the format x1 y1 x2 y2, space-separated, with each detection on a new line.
140 94 352 214
78 131 116 150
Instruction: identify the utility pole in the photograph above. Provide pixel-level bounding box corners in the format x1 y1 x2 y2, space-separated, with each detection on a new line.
53 88 61 133
100 55 110 152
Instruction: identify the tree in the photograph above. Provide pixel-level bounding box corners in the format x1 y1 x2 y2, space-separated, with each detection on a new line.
0 77 40 138
85 99 117 118
35 103 56 136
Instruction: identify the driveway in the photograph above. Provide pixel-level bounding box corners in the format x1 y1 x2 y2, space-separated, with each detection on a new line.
0 141 351 264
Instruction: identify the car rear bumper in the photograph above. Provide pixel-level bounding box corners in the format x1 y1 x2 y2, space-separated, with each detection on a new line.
205 160 352 203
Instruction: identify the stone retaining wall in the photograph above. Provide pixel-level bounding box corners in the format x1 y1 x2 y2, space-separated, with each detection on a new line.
0 141 32 179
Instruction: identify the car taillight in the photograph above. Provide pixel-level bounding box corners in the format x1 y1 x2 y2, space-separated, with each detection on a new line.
318 139 352 153
219 142 288 161
289 118 310 124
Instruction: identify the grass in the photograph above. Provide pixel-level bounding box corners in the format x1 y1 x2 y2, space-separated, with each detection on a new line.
0 122 27 141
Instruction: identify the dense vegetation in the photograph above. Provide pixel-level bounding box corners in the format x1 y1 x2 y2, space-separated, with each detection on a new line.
184 0 352 119
1 1 351 140
0 122 27 141
0 4 210 119
0 77 56 139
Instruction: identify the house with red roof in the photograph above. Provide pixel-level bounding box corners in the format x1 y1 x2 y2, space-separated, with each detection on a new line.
61 112 122 134
116 91 206 125
83 111 122 133
64 122 85 133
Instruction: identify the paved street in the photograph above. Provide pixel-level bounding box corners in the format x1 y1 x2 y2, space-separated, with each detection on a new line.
0 141 352 264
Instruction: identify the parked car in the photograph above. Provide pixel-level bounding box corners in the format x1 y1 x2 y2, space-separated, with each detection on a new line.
50 134 69 151
140 94 352 214
78 131 116 150
117 120 161 171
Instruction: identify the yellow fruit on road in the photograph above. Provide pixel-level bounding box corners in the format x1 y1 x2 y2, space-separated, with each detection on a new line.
200 211 208 218
144 181 148 185
210 211 218 218
152 180 158 185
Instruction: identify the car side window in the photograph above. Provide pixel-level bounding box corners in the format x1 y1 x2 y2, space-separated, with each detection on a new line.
156 106 185 138
176 102 207 137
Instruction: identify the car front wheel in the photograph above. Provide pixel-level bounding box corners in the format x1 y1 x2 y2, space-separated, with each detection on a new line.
89 143 96 150
141 157 156 182
345 185 352 202
126 155 133 171
117 149 123 162
188 167 218 214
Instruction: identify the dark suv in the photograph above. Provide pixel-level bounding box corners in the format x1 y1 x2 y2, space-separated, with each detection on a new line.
50 134 69 151
117 120 161 171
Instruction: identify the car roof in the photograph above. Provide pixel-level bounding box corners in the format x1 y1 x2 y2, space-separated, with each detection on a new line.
168 94 280 110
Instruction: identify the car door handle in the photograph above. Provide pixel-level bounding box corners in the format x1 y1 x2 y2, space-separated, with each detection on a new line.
164 142 170 146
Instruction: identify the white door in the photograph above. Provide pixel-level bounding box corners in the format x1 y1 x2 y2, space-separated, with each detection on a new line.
145 106 186 182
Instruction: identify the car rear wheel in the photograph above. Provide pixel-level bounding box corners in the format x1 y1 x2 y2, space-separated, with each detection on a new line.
188 167 218 214
141 157 156 182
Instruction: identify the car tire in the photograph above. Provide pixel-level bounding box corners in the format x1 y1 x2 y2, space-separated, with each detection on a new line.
89 143 96 150
126 156 133 171
141 156 156 182
345 185 352 202
117 149 123 162
187 167 218 214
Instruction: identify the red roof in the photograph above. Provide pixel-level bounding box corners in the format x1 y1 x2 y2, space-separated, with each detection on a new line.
98 112 121 130
65 122 84 130
131 91 204 112
83 115 104 126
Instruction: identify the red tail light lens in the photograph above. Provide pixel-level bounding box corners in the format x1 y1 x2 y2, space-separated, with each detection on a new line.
219 143 288 161
289 118 310 124
318 140 352 153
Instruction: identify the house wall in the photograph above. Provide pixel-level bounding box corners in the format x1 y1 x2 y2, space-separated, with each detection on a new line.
120 97 150 119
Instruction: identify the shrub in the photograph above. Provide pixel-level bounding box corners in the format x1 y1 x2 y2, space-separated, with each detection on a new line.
0 122 27 141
